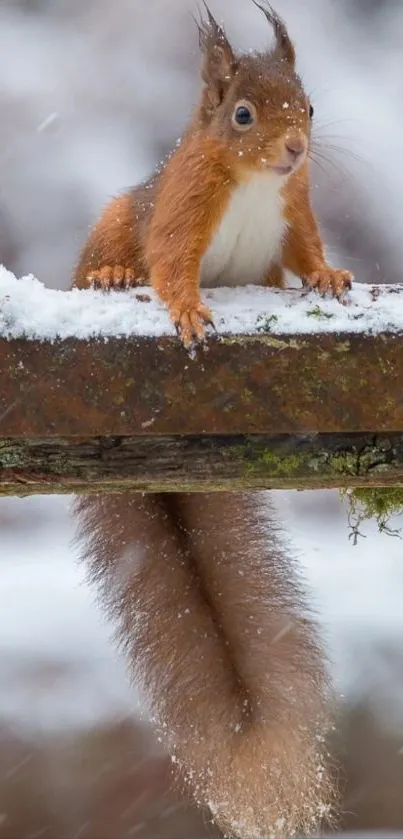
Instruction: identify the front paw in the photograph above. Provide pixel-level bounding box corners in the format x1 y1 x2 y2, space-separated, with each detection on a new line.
88 265 140 290
303 268 353 298
170 299 215 349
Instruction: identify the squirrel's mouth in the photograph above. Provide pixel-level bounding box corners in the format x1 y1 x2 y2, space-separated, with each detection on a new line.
270 164 294 176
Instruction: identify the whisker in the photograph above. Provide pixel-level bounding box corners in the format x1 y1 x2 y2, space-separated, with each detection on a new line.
309 148 353 184
313 117 362 132
308 152 335 182
313 131 362 146
312 140 371 171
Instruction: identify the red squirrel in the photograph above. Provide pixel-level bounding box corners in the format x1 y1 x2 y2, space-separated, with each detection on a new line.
74 1 352 348
73 4 346 837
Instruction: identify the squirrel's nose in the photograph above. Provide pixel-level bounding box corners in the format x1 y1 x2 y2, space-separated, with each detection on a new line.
284 136 306 162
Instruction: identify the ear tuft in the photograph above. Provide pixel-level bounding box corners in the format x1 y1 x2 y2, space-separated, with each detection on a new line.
196 2 236 110
252 0 296 66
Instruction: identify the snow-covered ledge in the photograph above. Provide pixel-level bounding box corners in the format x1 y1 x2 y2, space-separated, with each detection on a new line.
1 268 403 496
1 267 403 340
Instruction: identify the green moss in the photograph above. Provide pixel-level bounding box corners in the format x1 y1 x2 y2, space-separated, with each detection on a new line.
334 340 351 353
256 313 279 333
306 305 334 320
221 441 364 480
259 449 304 476
328 452 358 475
220 334 306 351
341 487 403 544
0 445 24 469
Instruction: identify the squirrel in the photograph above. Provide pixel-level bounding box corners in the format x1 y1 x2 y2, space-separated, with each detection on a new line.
73 4 350 837
73 1 352 348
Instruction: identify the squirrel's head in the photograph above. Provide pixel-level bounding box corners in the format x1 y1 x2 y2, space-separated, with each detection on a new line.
196 1 312 177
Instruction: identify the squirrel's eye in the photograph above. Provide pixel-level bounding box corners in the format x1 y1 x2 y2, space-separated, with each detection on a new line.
232 100 256 131
235 106 253 125
309 104 314 119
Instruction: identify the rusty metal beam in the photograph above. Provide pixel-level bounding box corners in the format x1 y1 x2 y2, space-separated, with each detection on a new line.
1 332 403 436
0 331 403 494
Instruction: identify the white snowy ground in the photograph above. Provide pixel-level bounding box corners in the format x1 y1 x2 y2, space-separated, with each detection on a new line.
274 491 403 737
0 494 138 733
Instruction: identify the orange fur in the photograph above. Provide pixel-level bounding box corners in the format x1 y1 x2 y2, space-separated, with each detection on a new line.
74 188 154 289
282 164 353 295
264 261 285 288
145 136 235 342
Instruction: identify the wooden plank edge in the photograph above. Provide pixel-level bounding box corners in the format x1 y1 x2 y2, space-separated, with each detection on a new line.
1 432 402 496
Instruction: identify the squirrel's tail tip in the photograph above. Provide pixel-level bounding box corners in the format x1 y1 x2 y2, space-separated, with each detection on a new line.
170 717 337 839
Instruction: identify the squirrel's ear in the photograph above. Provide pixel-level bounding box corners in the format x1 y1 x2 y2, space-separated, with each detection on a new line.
197 3 236 108
252 0 296 66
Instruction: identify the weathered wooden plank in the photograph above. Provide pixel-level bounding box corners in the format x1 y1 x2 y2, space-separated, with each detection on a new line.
0 332 402 438
1 432 403 495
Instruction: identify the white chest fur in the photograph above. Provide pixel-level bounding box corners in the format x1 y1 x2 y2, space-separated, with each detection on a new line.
200 171 286 288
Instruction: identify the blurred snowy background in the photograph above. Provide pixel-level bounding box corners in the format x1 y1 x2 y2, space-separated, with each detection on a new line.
1 0 403 836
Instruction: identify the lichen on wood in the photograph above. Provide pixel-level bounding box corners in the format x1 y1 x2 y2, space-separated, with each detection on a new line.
1 433 403 496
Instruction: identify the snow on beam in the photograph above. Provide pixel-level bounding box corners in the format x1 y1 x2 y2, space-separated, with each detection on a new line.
1 270 403 494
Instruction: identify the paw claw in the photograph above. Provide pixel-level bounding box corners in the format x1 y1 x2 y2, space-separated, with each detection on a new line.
303 268 353 299
85 265 139 290
171 301 214 349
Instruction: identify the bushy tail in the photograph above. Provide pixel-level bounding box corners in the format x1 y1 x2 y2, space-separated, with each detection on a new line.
74 491 336 839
